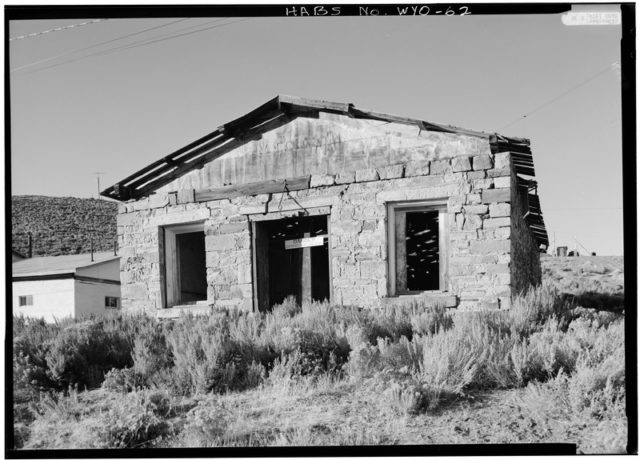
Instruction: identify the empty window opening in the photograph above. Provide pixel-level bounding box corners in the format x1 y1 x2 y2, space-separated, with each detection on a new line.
406 211 439 291
163 223 207 307
18 295 33 307
105 296 120 308
388 202 447 296
176 232 207 303
253 214 330 311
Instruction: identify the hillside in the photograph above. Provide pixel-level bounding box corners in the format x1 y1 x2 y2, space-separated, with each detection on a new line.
12 196 117 257
541 254 624 294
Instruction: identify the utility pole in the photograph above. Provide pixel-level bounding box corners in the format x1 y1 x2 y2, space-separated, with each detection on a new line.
93 172 104 199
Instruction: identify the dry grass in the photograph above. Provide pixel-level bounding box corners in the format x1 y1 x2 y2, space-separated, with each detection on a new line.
13 255 627 453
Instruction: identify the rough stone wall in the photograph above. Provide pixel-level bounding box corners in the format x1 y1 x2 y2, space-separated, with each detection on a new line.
117 197 211 312
118 150 517 313
510 168 542 297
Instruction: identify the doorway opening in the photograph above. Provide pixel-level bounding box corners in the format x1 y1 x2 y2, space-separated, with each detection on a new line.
163 223 207 307
253 214 330 311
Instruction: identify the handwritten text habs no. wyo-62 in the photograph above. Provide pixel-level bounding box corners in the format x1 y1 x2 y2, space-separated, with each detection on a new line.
284 5 471 16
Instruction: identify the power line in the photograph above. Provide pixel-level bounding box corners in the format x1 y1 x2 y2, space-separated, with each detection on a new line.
111 18 249 54
14 18 248 76
9 19 107 41
11 18 191 73
44 18 235 71
498 63 616 131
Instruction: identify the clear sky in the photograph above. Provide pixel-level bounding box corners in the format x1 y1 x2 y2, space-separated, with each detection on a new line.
8 5 624 255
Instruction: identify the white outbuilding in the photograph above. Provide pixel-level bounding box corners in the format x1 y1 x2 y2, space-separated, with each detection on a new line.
12 252 120 322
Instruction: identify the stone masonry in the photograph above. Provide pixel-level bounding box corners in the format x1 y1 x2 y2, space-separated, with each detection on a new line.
113 103 545 314
117 150 535 313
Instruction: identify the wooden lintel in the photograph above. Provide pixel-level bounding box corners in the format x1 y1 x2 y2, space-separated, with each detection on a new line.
195 175 311 202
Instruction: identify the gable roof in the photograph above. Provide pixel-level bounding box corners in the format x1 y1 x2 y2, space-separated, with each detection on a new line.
101 95 533 201
12 252 119 278
101 95 547 247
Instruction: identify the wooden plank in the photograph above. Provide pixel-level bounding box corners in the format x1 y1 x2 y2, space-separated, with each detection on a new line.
115 97 282 199
285 235 326 250
491 140 531 154
252 221 270 312
223 96 280 131
503 145 532 154
279 95 351 113
514 165 536 176
195 175 311 202
126 134 232 191
395 211 407 293
529 228 548 235
301 232 312 304
438 209 448 291
164 228 179 308
512 159 534 168
327 217 334 304
351 108 491 140
118 129 226 190
247 206 331 221
526 217 545 225
511 152 533 160
133 114 294 199
225 113 282 141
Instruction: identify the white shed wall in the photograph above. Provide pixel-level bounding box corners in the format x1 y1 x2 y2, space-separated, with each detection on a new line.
13 279 75 323
74 279 121 319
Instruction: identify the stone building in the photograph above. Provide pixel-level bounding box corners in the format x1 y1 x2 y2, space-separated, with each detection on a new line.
102 96 548 317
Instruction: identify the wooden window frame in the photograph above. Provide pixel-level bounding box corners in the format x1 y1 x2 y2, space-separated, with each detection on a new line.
160 221 205 308
18 295 33 307
387 200 449 297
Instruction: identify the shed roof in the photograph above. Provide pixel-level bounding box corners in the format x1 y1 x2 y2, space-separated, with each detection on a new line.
12 252 119 277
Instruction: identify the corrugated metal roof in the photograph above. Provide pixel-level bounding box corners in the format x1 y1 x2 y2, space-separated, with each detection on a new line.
12 252 119 277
